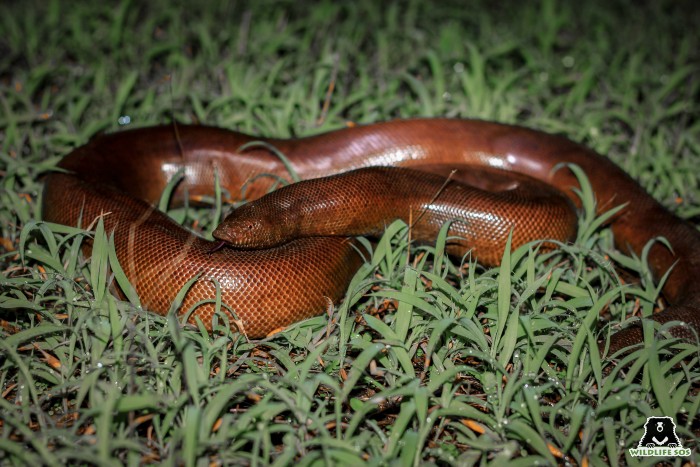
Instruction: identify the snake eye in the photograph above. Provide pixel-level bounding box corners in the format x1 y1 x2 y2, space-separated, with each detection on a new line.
247 224 253 230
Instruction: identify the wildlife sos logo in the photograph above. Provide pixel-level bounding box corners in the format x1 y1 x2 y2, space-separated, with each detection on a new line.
628 416 691 458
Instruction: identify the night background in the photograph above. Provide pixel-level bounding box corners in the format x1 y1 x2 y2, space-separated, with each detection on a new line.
1 0 698 464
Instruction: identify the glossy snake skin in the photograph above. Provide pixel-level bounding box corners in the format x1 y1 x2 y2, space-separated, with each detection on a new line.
43 119 700 352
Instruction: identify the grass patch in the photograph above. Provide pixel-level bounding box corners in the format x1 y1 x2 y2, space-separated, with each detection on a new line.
1 0 699 464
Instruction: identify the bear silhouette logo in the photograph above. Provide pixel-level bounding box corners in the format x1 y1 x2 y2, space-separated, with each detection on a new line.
638 417 682 448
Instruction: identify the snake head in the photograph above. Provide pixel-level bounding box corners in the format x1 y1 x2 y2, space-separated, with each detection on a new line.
213 201 291 249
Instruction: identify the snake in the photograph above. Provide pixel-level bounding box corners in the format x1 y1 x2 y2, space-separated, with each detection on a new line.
42 118 700 353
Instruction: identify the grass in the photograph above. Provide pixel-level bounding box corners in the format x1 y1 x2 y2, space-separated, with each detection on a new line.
1 0 699 465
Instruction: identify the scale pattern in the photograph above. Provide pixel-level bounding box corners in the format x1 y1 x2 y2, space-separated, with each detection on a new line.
214 166 577 267
42 119 700 350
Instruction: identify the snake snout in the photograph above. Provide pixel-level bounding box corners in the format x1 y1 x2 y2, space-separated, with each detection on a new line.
214 205 284 249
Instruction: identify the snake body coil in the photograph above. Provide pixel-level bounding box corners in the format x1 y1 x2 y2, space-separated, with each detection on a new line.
43 119 700 352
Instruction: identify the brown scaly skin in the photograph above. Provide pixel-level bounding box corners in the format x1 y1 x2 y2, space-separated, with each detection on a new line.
212 166 578 266
42 119 700 352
